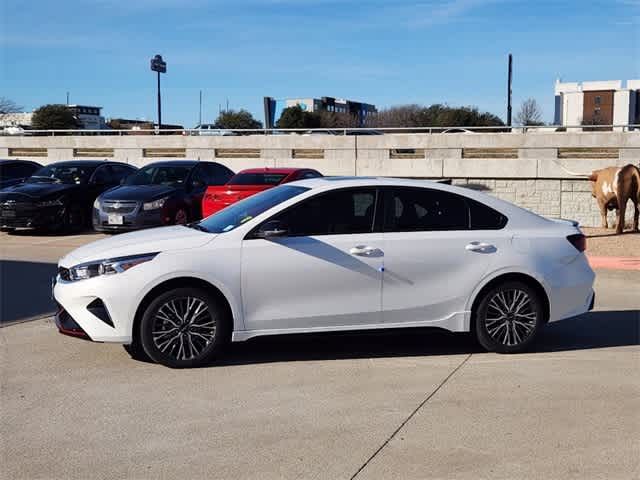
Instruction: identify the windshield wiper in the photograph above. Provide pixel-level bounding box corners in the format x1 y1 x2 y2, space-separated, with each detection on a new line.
186 222 210 233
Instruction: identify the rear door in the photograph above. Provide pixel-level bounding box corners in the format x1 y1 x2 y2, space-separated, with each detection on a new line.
241 187 384 332
381 187 509 327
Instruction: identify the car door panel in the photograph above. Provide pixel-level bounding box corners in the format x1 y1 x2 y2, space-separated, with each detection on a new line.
241 234 383 331
240 187 383 332
381 187 509 328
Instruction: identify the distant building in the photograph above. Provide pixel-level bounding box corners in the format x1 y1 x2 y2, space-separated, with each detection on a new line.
264 96 377 128
66 105 106 130
0 112 33 128
554 79 639 130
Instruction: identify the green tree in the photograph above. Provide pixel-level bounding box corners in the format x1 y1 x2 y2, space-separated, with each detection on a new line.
275 105 320 129
365 104 504 128
214 109 262 129
31 104 79 129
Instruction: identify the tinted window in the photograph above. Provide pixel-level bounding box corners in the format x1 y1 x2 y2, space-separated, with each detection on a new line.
0 164 19 180
385 188 468 231
190 166 207 187
27 164 96 185
275 188 377 236
201 163 233 185
199 185 309 233
468 198 507 230
92 166 113 184
299 170 321 179
110 164 135 182
229 173 288 186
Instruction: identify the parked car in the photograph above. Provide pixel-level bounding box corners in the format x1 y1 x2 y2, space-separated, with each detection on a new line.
1 126 26 136
93 160 234 232
0 160 136 232
0 159 42 189
185 124 237 136
53 177 595 368
202 167 322 217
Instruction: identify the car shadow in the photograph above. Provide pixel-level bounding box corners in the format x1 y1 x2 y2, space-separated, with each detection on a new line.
206 309 639 367
0 260 57 324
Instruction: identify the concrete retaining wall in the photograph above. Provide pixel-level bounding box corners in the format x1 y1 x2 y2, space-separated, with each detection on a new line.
1 132 639 228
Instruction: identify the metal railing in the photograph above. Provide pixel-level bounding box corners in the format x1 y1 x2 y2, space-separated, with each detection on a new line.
1 124 638 137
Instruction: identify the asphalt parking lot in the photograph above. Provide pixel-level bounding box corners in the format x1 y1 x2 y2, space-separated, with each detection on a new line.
1 231 639 479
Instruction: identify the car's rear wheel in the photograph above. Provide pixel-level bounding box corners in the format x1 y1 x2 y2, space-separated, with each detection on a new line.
139 287 230 368
474 281 544 353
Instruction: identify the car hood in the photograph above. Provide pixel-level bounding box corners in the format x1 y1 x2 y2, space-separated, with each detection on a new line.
60 225 216 266
0 182 77 201
100 184 179 202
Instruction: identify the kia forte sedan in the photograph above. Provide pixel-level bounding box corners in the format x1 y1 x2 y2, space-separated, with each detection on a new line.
53 177 595 368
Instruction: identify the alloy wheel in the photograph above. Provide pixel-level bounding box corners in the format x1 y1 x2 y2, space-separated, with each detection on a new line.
484 288 537 346
151 297 217 361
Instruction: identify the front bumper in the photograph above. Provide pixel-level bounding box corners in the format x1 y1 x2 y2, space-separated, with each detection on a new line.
54 304 93 340
93 206 165 232
0 203 64 229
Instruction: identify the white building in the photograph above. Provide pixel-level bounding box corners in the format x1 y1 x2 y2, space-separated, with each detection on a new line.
0 112 33 128
554 79 639 130
67 105 106 130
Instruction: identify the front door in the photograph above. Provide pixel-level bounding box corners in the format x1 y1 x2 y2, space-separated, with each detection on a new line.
241 187 383 332
381 187 509 327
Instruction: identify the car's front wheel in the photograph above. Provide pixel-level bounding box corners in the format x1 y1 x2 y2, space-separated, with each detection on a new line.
474 281 544 353
139 287 230 368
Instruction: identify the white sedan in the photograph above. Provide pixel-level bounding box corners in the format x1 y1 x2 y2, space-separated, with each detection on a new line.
53 177 595 368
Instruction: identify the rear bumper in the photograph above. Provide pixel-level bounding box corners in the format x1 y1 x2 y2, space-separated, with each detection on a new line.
547 255 596 322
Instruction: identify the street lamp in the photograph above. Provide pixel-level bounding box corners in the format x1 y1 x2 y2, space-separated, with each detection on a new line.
150 54 167 131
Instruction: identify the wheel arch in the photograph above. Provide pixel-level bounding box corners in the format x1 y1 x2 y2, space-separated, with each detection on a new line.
131 276 236 345
468 271 550 331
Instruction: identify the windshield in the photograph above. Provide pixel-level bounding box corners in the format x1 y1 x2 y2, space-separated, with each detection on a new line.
228 173 288 186
27 164 95 184
125 165 191 186
198 185 309 233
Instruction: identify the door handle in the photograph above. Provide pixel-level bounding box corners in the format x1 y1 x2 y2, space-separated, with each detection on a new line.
465 242 495 252
349 245 382 256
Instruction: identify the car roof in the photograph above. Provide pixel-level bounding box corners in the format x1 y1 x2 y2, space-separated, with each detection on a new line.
236 168 308 175
42 160 116 167
143 160 201 168
0 159 40 165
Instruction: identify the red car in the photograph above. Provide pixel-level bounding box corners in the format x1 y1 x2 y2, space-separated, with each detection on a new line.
202 167 322 217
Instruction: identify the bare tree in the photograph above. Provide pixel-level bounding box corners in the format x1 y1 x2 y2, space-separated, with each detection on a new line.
515 98 544 126
0 97 22 115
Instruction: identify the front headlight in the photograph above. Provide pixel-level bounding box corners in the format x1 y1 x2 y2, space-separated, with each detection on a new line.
143 196 169 211
67 253 159 282
39 198 64 207
93 198 101 209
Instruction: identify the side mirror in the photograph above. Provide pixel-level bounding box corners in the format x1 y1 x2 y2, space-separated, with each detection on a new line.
255 220 288 238
191 179 205 190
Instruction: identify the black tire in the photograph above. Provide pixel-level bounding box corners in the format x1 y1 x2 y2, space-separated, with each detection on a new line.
474 281 544 354
139 287 230 368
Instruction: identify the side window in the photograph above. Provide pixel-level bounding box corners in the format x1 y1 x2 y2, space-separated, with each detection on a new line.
110 165 133 183
190 166 207 187
216 164 234 183
275 188 377 236
385 188 469 232
92 166 112 184
202 163 232 185
1 164 20 179
468 198 507 230
20 163 40 178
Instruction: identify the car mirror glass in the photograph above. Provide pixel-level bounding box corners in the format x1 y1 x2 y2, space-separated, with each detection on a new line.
256 220 288 238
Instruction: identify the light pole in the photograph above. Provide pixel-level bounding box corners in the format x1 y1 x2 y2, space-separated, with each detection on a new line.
507 53 513 127
150 54 167 131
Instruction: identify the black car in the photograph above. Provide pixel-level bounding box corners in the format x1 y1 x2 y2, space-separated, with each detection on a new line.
93 160 234 232
0 160 42 189
0 160 137 232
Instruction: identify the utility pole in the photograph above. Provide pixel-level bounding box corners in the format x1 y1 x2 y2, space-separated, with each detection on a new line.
507 53 513 127
150 54 167 131
66 92 69 105
199 90 203 126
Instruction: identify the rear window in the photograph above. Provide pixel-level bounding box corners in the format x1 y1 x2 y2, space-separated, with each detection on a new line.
468 198 508 230
228 173 288 186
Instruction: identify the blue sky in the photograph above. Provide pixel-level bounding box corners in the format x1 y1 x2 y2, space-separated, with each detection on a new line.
1 0 638 126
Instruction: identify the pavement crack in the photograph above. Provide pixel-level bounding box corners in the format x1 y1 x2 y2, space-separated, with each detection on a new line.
350 353 472 480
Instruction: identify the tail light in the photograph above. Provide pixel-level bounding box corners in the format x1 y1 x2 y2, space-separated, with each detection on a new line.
567 233 586 252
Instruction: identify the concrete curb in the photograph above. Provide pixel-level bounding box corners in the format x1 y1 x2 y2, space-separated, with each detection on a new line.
587 256 640 271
